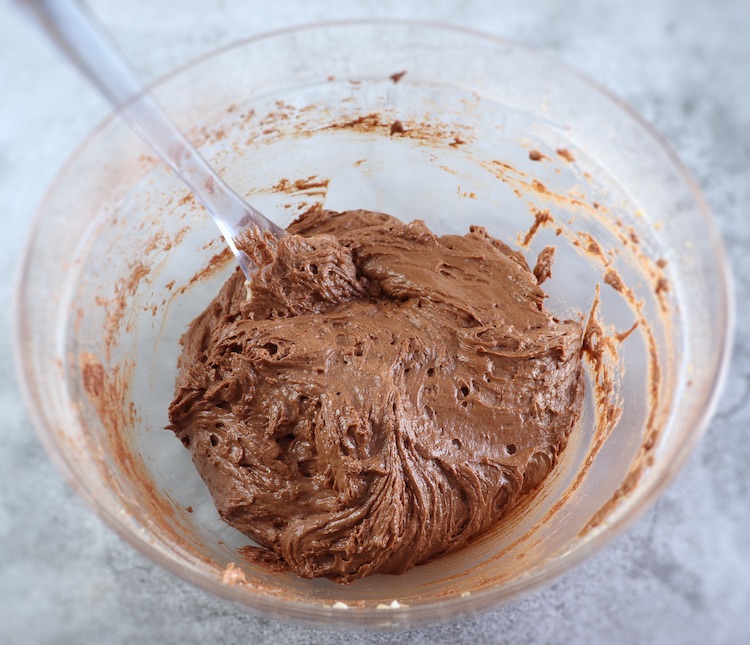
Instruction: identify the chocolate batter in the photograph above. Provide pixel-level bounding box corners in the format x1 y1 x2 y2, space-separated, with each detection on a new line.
168 209 585 582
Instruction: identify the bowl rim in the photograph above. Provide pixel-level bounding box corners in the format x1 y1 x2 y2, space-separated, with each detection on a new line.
12 18 735 629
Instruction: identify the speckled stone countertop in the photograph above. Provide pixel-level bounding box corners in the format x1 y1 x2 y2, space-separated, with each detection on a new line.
1 1 748 643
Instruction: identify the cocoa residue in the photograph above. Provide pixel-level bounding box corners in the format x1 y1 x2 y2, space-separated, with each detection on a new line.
100 261 150 359
272 175 329 196
604 270 625 293
616 321 639 342
177 193 195 207
78 352 209 566
328 112 382 131
655 277 669 295
82 358 105 397
324 112 474 150
578 233 606 261
176 247 234 294
533 246 556 285
389 70 407 83
522 209 553 246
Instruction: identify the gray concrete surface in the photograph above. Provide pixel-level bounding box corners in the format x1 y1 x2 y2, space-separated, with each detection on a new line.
1 1 749 643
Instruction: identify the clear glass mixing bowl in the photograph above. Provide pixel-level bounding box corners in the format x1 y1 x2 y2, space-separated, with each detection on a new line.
14 21 733 629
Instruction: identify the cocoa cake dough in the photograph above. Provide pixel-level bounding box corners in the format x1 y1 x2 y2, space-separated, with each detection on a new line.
168 209 585 582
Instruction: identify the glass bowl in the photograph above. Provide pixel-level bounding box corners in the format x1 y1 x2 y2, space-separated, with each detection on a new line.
14 21 733 629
